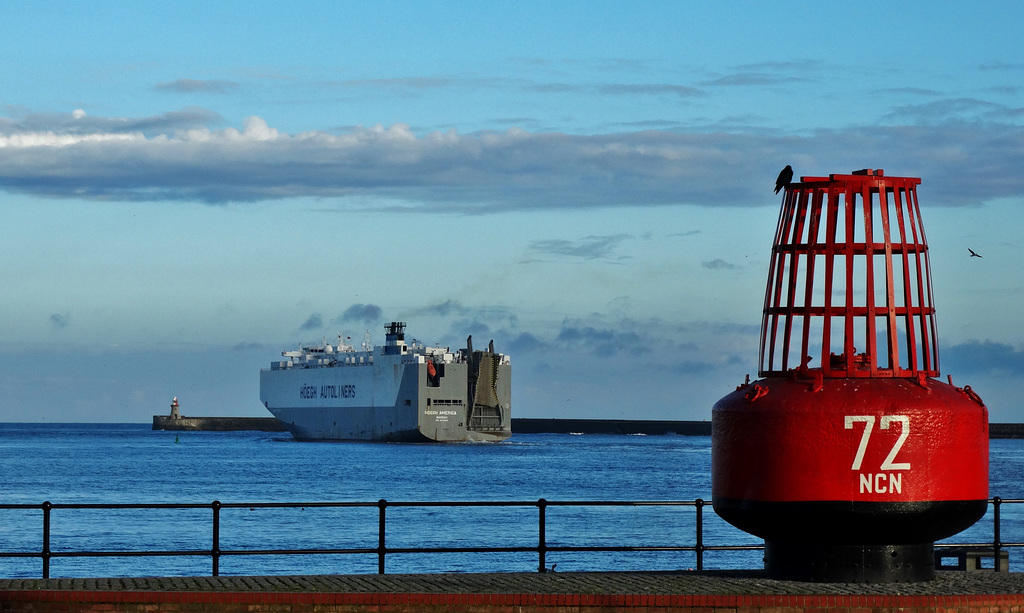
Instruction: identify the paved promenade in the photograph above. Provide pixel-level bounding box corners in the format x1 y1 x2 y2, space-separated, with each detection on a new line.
4 571 1024 612
4 569 1024 594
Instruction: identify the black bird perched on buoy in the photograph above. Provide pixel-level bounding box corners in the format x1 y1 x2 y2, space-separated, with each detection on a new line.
969 248 982 258
774 165 793 194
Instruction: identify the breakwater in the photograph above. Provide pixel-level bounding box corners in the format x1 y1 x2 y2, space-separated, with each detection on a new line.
989 423 1024 438
149 416 1024 437
513 418 1024 438
512 418 712 435
152 415 287 432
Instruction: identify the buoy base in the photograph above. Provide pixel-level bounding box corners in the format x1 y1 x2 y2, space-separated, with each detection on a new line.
765 541 934 583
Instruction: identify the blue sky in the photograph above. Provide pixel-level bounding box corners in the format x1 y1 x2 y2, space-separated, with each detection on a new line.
2 1 1023 423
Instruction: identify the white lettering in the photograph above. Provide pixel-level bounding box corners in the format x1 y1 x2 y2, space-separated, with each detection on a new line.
425 410 457 416
845 415 875 470
845 414 911 472
879 415 911 470
858 473 903 494
299 384 355 400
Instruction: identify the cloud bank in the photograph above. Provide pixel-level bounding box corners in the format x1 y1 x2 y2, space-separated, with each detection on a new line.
338 304 383 324
154 79 241 94
1 110 1023 209
530 234 631 260
299 314 323 331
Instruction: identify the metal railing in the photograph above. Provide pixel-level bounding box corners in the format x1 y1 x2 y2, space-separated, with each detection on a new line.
0 497 1020 579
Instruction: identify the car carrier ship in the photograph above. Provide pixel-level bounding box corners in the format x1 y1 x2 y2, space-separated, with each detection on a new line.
259 322 511 442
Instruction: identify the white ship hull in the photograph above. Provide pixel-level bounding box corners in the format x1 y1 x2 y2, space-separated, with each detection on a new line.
259 323 511 442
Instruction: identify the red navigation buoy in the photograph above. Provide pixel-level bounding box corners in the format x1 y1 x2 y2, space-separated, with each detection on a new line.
712 169 988 582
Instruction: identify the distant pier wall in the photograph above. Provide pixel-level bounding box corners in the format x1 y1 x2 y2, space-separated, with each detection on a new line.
513 418 1024 438
989 422 1024 438
152 415 287 432
512 418 712 436
150 416 1024 438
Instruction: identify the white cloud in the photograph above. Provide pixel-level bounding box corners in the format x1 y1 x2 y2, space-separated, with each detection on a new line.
1 110 1023 209
0 131 140 148
240 116 279 141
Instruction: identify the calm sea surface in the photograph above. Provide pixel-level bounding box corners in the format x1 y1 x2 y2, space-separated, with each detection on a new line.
1 423 1022 578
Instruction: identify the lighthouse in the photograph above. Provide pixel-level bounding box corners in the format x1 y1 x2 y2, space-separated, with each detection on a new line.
711 169 989 582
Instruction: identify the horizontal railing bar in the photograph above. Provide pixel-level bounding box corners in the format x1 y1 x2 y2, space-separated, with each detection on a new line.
207 549 378 557
0 499 702 511
545 545 765 552
7 497 1016 509
535 500 699 507
375 547 539 555
0 552 41 558
49 548 384 558
25 547 736 559
382 500 699 507
0 502 375 511
543 546 699 553
218 502 380 509
48 550 217 558
0 503 214 510
936 542 1024 549
49 549 382 558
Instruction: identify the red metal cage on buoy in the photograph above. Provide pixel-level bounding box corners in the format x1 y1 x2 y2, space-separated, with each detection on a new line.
711 169 989 582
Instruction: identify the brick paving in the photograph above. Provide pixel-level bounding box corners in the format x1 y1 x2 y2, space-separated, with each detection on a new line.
3 570 1024 596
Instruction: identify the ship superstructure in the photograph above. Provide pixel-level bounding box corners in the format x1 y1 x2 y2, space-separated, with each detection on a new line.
259 322 511 442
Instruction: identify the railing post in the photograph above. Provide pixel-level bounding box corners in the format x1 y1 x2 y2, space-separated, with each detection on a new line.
992 497 1002 572
537 498 547 572
41 501 51 580
211 501 221 576
694 498 704 571
377 499 387 574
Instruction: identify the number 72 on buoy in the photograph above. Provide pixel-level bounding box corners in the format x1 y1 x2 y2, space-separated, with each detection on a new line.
845 415 910 494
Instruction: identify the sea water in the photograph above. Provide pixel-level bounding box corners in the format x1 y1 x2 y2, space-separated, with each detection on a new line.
0 423 1021 578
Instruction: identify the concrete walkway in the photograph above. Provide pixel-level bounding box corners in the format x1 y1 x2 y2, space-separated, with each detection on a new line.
4 569 1024 595
4 571 1024 612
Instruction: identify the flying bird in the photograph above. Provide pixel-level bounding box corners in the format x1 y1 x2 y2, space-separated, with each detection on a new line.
774 165 793 194
969 248 983 258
